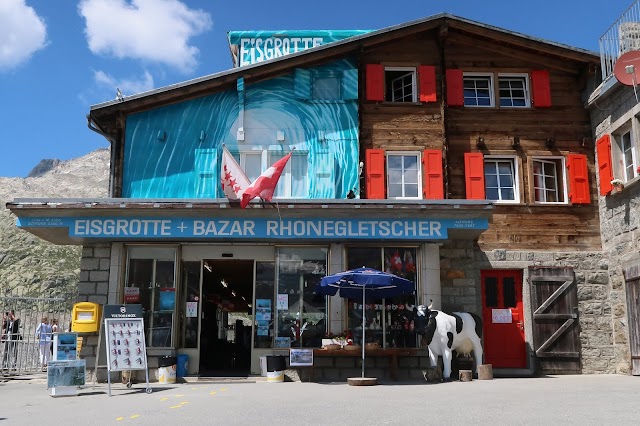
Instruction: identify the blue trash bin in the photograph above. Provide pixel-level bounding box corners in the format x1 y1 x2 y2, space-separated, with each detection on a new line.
176 354 189 378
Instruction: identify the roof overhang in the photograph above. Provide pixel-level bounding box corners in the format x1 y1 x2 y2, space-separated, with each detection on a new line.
6 198 494 245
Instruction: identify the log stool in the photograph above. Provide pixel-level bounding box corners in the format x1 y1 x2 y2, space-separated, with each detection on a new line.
347 377 377 386
459 370 473 382
478 364 493 380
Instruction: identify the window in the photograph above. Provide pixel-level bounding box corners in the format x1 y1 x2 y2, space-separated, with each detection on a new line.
532 157 566 204
275 247 327 348
387 152 421 199
385 67 417 102
614 128 637 182
484 156 519 202
233 150 309 198
312 75 341 100
345 246 418 348
464 73 493 107
498 74 530 107
125 246 177 348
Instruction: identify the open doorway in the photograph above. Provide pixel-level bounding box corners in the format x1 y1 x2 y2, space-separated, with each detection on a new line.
200 259 254 377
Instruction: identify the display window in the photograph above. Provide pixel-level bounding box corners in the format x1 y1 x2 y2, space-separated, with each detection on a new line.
124 246 177 348
274 247 328 348
346 246 418 348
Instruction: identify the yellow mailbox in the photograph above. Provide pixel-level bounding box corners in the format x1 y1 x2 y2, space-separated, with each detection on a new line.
71 302 102 333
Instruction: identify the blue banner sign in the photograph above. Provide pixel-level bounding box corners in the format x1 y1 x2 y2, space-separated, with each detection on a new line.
17 217 488 240
228 30 371 67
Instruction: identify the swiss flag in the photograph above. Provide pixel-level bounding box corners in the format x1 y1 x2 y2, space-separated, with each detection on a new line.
220 145 250 201
241 151 293 208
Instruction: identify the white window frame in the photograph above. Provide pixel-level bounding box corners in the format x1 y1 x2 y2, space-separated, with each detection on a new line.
384 67 417 103
234 150 309 198
463 72 495 108
612 124 638 183
386 151 422 200
498 73 531 108
484 155 520 203
531 156 568 205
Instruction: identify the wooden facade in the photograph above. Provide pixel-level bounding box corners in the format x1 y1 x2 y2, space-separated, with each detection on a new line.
358 20 600 251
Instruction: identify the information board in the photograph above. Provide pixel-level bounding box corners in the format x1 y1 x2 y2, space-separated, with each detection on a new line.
53 333 78 361
47 360 86 388
104 318 148 371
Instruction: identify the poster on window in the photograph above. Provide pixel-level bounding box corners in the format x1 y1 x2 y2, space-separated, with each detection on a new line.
256 298 272 321
277 294 288 310
186 301 198 318
124 287 140 303
492 309 512 323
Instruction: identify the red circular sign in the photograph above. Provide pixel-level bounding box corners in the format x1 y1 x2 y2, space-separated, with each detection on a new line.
614 51 640 85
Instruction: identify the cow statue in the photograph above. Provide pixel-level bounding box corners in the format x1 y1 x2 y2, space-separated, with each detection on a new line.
414 302 483 381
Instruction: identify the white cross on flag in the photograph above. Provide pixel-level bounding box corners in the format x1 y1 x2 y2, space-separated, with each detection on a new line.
220 145 250 201
241 150 294 208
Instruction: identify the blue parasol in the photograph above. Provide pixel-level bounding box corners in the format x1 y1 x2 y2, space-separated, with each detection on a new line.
316 267 415 378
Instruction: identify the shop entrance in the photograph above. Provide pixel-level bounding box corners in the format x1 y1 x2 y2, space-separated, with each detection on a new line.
481 269 527 368
200 259 254 376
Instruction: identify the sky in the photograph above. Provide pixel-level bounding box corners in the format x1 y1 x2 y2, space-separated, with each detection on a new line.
0 0 635 178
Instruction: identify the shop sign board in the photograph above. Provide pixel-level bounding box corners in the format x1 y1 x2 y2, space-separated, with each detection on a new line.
290 348 313 366
227 30 371 67
18 217 489 241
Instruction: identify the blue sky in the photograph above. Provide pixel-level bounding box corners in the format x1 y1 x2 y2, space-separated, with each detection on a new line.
0 0 634 178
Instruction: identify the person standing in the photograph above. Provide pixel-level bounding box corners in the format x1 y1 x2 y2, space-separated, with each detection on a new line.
50 319 59 357
35 316 52 370
2 310 20 370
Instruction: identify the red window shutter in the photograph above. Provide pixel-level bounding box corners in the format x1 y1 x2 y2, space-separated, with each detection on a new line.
365 64 384 101
596 135 614 195
531 70 551 108
419 65 437 102
365 149 386 199
464 152 485 199
422 149 444 199
567 154 590 204
446 69 464 107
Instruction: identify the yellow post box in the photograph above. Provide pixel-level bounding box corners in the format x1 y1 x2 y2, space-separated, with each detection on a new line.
71 302 102 333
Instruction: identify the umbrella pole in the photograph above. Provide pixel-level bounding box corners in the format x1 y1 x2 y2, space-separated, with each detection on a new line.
362 284 365 378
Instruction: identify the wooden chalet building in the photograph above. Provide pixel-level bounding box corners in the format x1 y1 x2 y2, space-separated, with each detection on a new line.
8 14 615 380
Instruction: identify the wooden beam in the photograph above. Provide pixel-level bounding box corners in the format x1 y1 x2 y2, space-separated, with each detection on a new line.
535 318 575 355
533 279 573 315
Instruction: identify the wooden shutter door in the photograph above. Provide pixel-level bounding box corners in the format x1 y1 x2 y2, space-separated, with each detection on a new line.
422 149 444 199
596 135 614 195
567 154 590 204
446 69 464 106
419 65 437 102
365 64 384 101
365 149 386 199
623 264 640 375
531 70 552 107
464 152 485 199
529 267 581 374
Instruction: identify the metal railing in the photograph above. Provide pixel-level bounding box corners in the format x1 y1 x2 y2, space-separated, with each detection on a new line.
599 0 640 81
1 288 76 376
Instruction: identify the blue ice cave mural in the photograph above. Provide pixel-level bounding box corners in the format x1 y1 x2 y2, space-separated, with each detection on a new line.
122 58 359 200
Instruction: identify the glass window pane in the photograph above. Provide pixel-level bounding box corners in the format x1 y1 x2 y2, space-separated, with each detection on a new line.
388 183 402 198
405 170 418 184
181 261 201 348
383 248 417 348
405 184 419 197
503 277 516 308
485 277 498 307
313 76 340 100
244 153 262 183
276 248 327 348
501 188 515 200
388 155 402 169
254 262 275 348
486 187 499 200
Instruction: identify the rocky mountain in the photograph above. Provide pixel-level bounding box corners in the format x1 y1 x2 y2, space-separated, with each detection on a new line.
0 148 110 299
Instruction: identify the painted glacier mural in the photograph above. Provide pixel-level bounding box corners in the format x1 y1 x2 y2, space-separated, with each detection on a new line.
122 58 359 200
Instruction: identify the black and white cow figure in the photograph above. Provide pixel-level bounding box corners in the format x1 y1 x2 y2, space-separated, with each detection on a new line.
414 302 483 381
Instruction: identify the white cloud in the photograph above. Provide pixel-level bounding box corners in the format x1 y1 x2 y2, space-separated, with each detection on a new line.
93 69 155 98
79 0 212 73
0 0 47 71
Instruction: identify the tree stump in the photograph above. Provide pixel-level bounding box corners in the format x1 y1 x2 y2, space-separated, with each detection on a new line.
347 377 377 386
459 370 473 382
478 364 493 380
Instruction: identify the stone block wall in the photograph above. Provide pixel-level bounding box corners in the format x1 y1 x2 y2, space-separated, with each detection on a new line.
439 240 622 374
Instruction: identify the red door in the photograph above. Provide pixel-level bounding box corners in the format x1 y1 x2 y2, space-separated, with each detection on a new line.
481 270 526 368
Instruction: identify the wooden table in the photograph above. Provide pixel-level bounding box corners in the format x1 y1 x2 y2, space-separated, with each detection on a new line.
312 348 418 381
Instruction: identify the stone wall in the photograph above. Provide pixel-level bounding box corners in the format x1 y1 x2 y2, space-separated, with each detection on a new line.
439 240 620 374
589 82 638 374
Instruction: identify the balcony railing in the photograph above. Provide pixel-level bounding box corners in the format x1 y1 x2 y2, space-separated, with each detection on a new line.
599 0 640 81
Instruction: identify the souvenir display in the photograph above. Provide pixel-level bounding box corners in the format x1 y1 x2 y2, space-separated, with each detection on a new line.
104 318 148 371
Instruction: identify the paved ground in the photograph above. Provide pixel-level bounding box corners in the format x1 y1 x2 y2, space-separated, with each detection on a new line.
1 374 639 425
